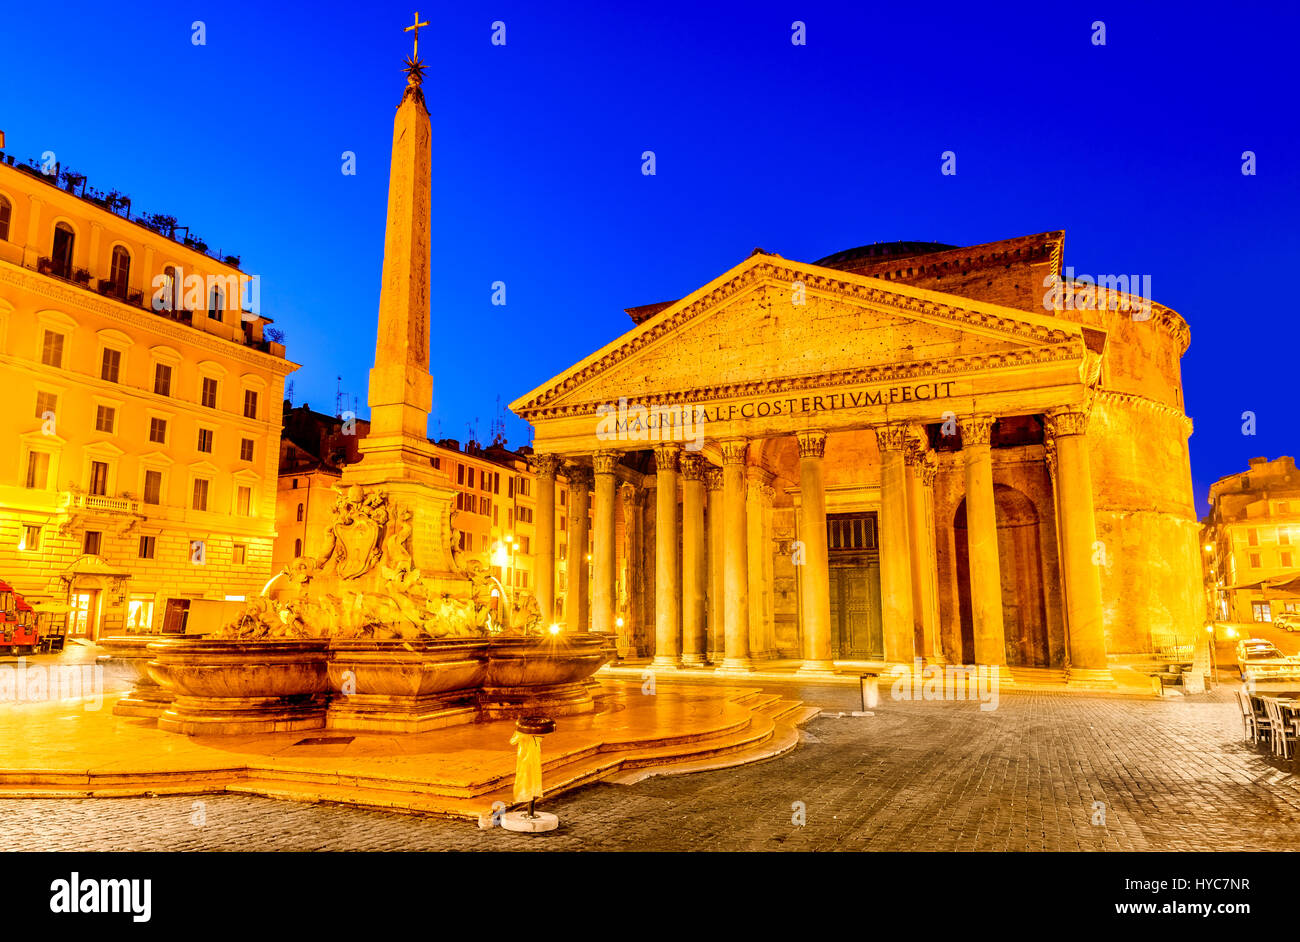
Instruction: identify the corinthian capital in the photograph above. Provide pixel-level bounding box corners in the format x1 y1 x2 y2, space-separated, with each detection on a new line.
653 442 681 473
959 414 996 446
720 439 749 466
705 468 724 492
533 453 561 478
875 423 912 453
1044 408 1089 439
796 429 827 460
679 452 707 482
592 450 622 475
566 463 594 490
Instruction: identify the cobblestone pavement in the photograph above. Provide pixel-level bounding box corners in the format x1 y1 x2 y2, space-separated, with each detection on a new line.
1 683 1296 851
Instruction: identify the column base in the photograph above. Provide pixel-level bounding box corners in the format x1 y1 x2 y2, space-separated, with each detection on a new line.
680 654 710 667
716 658 755 673
650 656 681 669
796 660 837 677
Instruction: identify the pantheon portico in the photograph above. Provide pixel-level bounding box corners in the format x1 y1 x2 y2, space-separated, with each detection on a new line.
510 234 1205 683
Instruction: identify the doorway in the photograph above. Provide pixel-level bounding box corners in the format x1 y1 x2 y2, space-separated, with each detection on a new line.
69 590 100 639
162 598 191 634
827 512 883 659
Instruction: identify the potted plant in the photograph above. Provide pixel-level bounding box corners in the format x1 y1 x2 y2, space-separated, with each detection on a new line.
72 267 92 285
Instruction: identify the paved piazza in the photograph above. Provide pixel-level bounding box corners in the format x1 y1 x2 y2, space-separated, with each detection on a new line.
2 681 1296 852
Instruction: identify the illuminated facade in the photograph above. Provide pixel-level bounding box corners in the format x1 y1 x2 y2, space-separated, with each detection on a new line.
1202 456 1300 623
0 151 295 638
512 234 1205 681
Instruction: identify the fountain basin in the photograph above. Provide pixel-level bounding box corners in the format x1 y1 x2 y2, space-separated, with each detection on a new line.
325 639 489 733
480 634 615 720
97 635 175 718
147 638 329 736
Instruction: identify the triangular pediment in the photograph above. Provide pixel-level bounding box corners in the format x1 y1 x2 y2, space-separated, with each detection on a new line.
512 253 1089 418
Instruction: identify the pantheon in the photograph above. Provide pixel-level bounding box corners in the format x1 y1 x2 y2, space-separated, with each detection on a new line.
510 232 1202 684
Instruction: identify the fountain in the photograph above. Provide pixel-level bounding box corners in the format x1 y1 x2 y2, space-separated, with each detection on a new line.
141 42 614 738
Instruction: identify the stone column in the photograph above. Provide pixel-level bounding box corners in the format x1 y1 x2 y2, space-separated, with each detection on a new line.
905 434 943 663
568 464 593 631
1046 409 1112 679
795 430 835 673
680 453 708 665
917 455 946 665
652 444 682 667
746 467 776 660
876 425 916 664
706 468 726 661
620 481 640 657
960 415 1006 666
720 440 753 670
592 451 621 637
533 453 560 627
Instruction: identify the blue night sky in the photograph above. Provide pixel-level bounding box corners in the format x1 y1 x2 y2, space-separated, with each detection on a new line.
4 1 1296 512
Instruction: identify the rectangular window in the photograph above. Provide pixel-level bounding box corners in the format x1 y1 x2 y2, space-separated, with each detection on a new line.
1283 551 1293 568
467 467 475 489
236 485 252 516
240 438 254 462
153 363 172 397
519 478 530 497
1252 601 1272 623
560 490 567 507
24 451 50 489
508 478 514 498
20 525 41 551
1250 553 1261 568
1281 530 1291 546
149 417 167 443
143 469 163 505
198 428 214 453
100 348 121 383
493 506 499 526
457 464 465 485
192 478 209 511
494 473 500 495
127 597 154 631
83 530 103 555
89 460 109 496
41 330 64 368
35 390 57 419
138 535 156 559
243 389 258 419
95 405 116 433
201 377 218 409
520 535 530 554
1281 501 1291 515
233 544 247 565
1248 529 1259 546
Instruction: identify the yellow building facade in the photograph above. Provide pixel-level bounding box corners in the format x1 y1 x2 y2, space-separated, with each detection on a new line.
0 155 295 638
1202 456 1300 623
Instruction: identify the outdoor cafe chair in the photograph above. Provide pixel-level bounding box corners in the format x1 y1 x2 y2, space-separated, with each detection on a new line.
1248 694 1274 748
1235 690 1257 741
1262 698 1293 760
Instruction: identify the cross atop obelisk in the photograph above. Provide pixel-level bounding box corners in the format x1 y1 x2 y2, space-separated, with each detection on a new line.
402 11 430 85
404 11 429 57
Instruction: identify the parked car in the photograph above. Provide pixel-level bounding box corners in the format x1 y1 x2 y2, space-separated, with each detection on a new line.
1274 612 1300 633
1235 638 1300 680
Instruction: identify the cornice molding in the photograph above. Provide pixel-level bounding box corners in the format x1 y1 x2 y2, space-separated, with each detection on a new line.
0 261 297 375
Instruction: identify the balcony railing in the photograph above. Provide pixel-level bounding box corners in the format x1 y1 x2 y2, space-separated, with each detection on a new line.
64 493 141 515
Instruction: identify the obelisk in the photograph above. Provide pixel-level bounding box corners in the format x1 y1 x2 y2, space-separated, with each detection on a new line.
343 47 457 580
